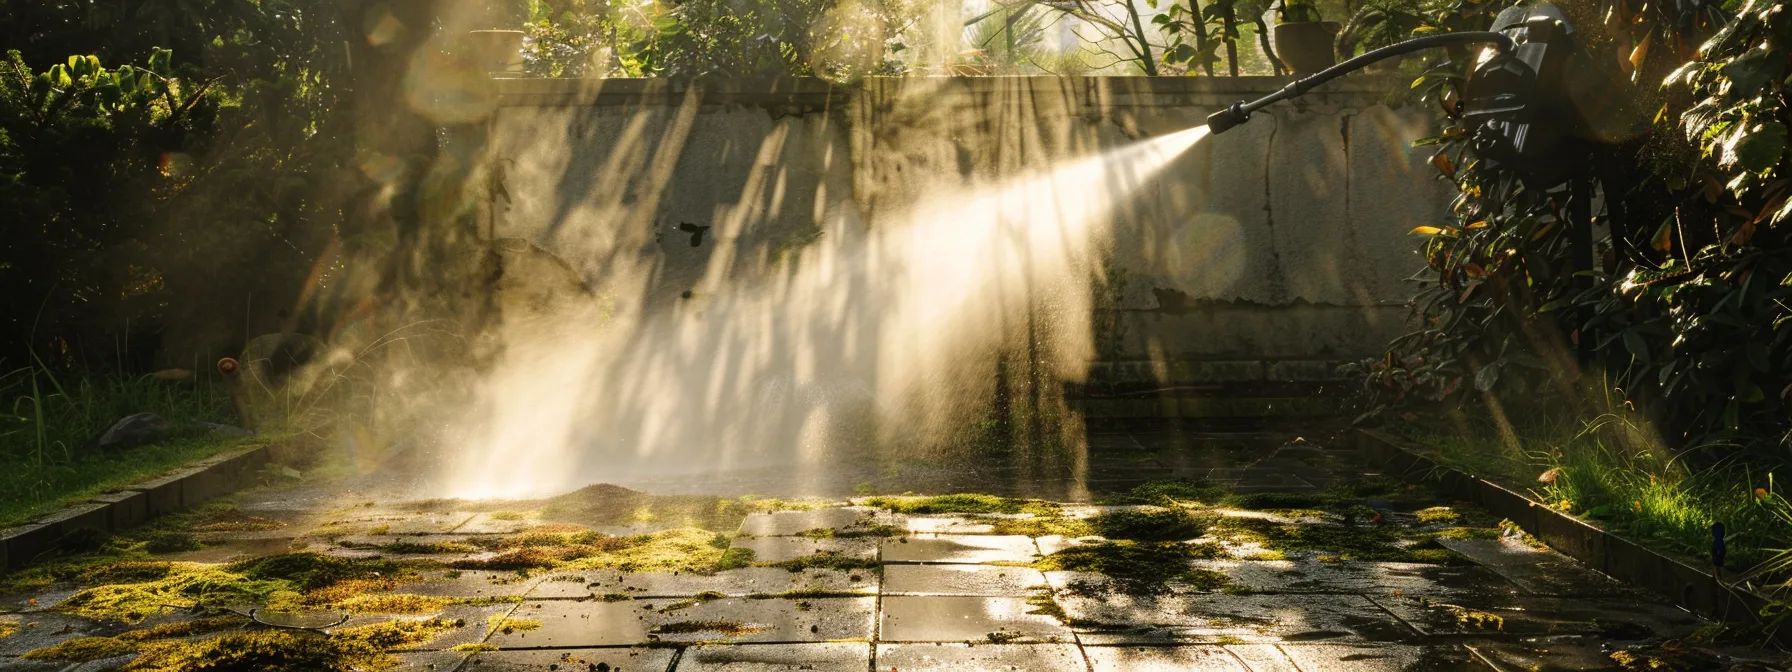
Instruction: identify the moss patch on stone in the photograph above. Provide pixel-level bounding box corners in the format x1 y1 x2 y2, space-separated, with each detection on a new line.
22 635 136 662
1088 509 1210 541
761 551 880 573
1102 479 1226 506
1209 517 1469 564
987 516 1095 537
488 615 542 634
1034 541 1231 594
795 524 906 538
862 494 1057 516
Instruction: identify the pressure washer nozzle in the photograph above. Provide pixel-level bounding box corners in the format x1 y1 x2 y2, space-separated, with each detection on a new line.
1207 102 1249 135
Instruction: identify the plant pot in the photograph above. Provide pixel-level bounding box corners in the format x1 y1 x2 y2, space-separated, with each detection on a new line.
1273 21 1342 75
466 30 526 75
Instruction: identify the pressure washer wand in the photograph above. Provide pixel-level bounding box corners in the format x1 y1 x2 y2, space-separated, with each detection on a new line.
1206 32 1516 134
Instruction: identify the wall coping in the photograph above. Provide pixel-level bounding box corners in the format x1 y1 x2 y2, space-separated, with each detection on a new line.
493 74 1413 108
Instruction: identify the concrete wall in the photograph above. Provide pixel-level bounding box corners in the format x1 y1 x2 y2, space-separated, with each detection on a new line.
485 77 1448 386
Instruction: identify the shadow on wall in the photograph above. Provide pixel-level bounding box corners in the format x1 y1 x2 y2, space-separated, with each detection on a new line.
422 78 1246 499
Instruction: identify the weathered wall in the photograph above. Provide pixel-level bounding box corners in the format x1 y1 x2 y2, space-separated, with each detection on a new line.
485 77 1447 386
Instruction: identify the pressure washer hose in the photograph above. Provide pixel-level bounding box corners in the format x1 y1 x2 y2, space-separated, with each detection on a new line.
1206 31 1517 134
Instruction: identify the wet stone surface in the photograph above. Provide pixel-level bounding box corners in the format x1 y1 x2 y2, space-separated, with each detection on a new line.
0 427 1783 671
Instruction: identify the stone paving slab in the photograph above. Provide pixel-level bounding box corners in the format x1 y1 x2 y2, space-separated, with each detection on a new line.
391 650 469 672
739 508 882 536
461 647 678 672
1225 644 1302 671
488 597 875 648
878 595 1071 643
1278 643 1493 671
1438 537 1641 597
880 535 1037 564
401 569 544 598
904 516 997 534
1061 593 1415 645
1369 594 1708 640
675 642 872 670
882 564 1047 596
531 568 876 599
873 643 1088 670
1084 645 1252 671
1217 559 1521 597
729 536 878 563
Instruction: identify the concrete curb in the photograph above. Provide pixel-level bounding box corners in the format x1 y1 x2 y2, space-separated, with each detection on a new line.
0 443 275 573
1355 428 1780 634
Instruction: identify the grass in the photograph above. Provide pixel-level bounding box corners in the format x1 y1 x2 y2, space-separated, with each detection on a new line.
1392 409 1792 588
0 366 257 527
860 494 1059 516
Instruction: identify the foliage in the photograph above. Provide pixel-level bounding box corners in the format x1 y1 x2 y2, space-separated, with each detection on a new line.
0 1 349 370
1348 0 1792 468
522 0 918 79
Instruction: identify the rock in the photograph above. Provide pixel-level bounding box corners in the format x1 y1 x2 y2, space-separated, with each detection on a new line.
89 413 170 452
195 422 254 438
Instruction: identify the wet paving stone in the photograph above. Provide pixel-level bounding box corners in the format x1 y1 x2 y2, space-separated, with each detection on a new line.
729 536 878 563
880 535 1037 564
883 564 1047 596
878 595 1071 643
674 642 872 670
1438 537 1641 597
403 569 545 598
738 508 882 536
488 597 875 648
1278 643 1493 671
874 642 1087 670
904 516 998 534
462 647 678 671
531 567 877 599
1061 593 1416 645
1084 645 1252 671
0 611 124 657
1183 559 1523 598
1465 639 1634 671
1225 644 1302 671
391 650 469 671
1369 594 1707 640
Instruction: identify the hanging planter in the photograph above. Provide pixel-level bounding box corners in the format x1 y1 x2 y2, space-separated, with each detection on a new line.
1271 1 1340 75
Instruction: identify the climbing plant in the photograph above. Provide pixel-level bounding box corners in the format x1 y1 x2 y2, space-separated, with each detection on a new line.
1353 0 1792 466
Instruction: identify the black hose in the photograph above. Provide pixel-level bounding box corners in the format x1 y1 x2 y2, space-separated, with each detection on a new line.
1208 31 1516 134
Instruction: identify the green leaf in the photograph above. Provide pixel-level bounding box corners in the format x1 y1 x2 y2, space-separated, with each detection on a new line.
1165 43 1197 64
1728 121 1787 173
1473 362 1501 391
1623 329 1649 362
1742 384 1766 403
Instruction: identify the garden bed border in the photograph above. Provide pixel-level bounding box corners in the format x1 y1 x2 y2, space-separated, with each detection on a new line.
1356 428 1780 636
0 443 276 573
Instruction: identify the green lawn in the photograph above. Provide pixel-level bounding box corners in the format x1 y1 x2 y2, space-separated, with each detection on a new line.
1389 415 1792 592
0 434 266 528
0 367 256 528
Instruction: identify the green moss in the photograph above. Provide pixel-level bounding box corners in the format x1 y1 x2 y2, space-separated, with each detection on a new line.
375 540 478 555
715 547 756 571
452 642 499 652
488 615 542 634
144 531 204 554
987 516 1094 537
56 562 289 622
332 592 450 614
1415 506 1461 524
116 615 249 642
1024 592 1067 622
234 552 397 592
128 617 458 672
0 617 16 639
1209 517 1469 564
22 636 135 662
745 588 866 599
795 524 906 538
863 494 1023 514
1104 479 1225 506
1089 509 1209 541
1228 492 1331 510
650 620 764 637
762 552 880 573
539 484 752 532
599 593 633 601
1034 541 1231 594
